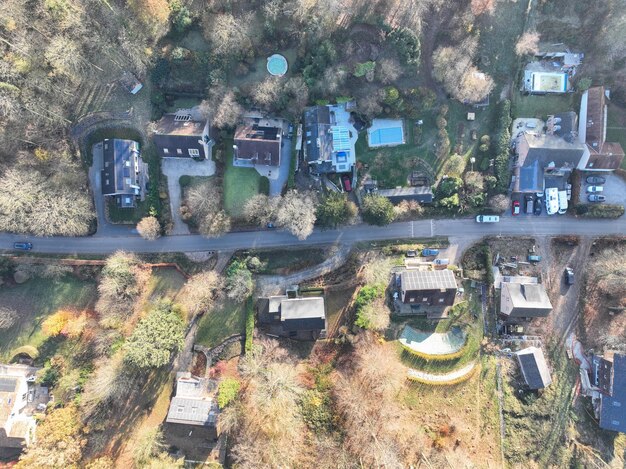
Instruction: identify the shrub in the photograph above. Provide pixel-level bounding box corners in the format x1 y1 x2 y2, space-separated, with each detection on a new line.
387 27 421 65
316 193 357 228
362 194 395 226
575 204 625 218
353 61 376 78
217 378 241 408
299 389 333 433
494 100 512 192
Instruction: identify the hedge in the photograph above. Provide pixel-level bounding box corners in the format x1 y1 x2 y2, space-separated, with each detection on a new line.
494 100 512 193
575 203 625 218
244 297 254 355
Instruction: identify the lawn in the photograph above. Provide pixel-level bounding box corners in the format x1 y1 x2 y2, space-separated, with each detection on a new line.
146 267 187 303
0 276 97 361
511 92 577 119
195 299 247 348
223 138 262 217
107 198 149 224
606 104 626 170
235 248 327 275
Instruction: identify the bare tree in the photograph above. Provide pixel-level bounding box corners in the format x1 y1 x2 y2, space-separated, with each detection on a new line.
488 194 509 211
180 271 223 318
376 57 403 84
203 12 253 58
211 91 243 129
464 171 485 193
0 307 17 329
137 216 161 240
275 190 317 240
515 31 541 56
470 0 496 16
199 209 231 238
243 194 280 226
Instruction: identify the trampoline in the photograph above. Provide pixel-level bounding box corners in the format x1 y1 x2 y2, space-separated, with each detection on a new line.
267 54 288 77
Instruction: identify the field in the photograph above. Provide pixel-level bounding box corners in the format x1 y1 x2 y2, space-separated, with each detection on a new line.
0 276 97 361
223 139 262 217
195 300 247 348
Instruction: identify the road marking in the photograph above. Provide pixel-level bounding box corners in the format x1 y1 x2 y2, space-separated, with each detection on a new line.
411 221 414 238
430 219 434 237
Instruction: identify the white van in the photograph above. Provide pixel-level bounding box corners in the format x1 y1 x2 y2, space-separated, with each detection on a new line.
476 215 500 223
557 190 568 215
545 188 559 215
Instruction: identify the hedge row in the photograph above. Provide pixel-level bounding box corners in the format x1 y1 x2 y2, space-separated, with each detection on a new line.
244 297 254 355
494 100 512 193
575 203 625 218
400 341 468 361
406 362 478 386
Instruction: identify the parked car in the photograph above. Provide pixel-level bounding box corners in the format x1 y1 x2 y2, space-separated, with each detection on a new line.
341 174 352 192
266 222 275 229
406 250 417 257
524 195 534 215
587 185 604 193
565 267 575 285
527 254 541 263
512 200 520 215
287 124 294 138
586 176 606 185
421 248 440 256
434 258 450 266
566 183 572 201
506 324 525 335
13 242 33 251
476 215 500 223
534 200 542 215
588 194 606 202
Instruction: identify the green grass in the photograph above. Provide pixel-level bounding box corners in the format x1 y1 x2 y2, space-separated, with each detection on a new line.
511 92 577 119
223 139 262 217
236 248 326 275
606 105 626 170
107 198 149 224
0 276 97 361
195 299 247 348
146 268 186 303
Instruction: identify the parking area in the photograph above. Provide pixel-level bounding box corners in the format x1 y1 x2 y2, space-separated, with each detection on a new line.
578 172 626 208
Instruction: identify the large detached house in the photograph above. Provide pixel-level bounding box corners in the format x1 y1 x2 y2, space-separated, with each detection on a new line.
101 139 148 208
500 283 552 318
303 103 357 175
258 294 327 340
234 115 282 167
578 86 625 171
398 269 457 306
153 109 213 160
592 353 626 433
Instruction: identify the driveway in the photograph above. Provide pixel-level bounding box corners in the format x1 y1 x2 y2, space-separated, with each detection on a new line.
578 173 626 214
162 158 216 235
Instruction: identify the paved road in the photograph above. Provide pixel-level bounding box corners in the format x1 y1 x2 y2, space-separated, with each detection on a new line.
2 217 625 255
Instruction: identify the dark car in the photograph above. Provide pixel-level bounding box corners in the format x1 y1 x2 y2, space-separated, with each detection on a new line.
13 242 33 251
341 174 352 192
585 176 606 185
512 200 520 216
588 194 606 202
534 199 542 215
565 267 575 285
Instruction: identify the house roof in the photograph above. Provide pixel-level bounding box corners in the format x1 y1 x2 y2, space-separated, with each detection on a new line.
280 297 326 331
166 372 218 427
234 121 281 166
501 283 552 317
154 113 206 137
551 112 578 142
515 160 543 193
304 105 333 165
586 86 606 148
519 133 586 169
101 139 141 197
600 353 626 432
377 186 434 203
400 269 457 292
517 347 552 389
0 377 18 428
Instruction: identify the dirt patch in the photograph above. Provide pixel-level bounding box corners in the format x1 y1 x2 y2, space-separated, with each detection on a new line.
487 237 541 279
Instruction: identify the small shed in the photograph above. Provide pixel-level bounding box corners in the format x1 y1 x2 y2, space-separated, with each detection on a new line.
516 347 552 389
467 112 476 121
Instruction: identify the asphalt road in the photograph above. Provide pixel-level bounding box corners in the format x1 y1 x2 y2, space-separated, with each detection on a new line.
1 217 624 255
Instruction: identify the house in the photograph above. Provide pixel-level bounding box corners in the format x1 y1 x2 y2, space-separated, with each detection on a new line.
577 86 625 171
166 372 219 430
303 103 358 175
376 186 434 204
153 109 213 160
398 269 457 306
500 282 552 318
234 115 282 167
516 347 552 389
592 353 626 433
101 139 148 208
257 294 327 340
0 364 49 460
513 113 587 193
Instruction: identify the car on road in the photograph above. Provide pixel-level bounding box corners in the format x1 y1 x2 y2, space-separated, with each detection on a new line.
13 242 33 251
512 200 520 215
476 215 500 223
588 194 606 202
587 185 604 193
421 248 440 256
585 176 606 185
341 174 352 192
565 267 575 285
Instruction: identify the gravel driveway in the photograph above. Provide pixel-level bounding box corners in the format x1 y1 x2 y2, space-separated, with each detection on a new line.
162 158 216 235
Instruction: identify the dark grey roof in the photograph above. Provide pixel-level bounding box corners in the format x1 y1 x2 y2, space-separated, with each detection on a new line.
0 377 17 393
280 297 325 331
521 133 585 169
101 139 142 202
166 396 218 426
552 112 577 142
501 283 552 317
303 106 333 166
153 134 206 159
517 347 552 389
516 160 543 193
600 354 626 432
377 186 434 204
400 270 457 292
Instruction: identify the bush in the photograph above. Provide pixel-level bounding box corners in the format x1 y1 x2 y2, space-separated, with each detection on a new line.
575 204 625 218
217 378 241 408
387 27 421 65
484 244 494 286
353 61 376 78
362 194 395 226
299 389 333 433
316 193 357 228
245 298 254 355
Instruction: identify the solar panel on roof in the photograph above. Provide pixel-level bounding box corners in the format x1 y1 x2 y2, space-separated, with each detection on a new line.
331 126 351 151
0 377 17 392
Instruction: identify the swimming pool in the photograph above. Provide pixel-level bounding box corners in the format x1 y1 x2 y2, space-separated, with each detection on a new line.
267 54 288 76
368 126 404 146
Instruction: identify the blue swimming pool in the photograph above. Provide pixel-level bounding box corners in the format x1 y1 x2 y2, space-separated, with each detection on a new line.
369 126 404 146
